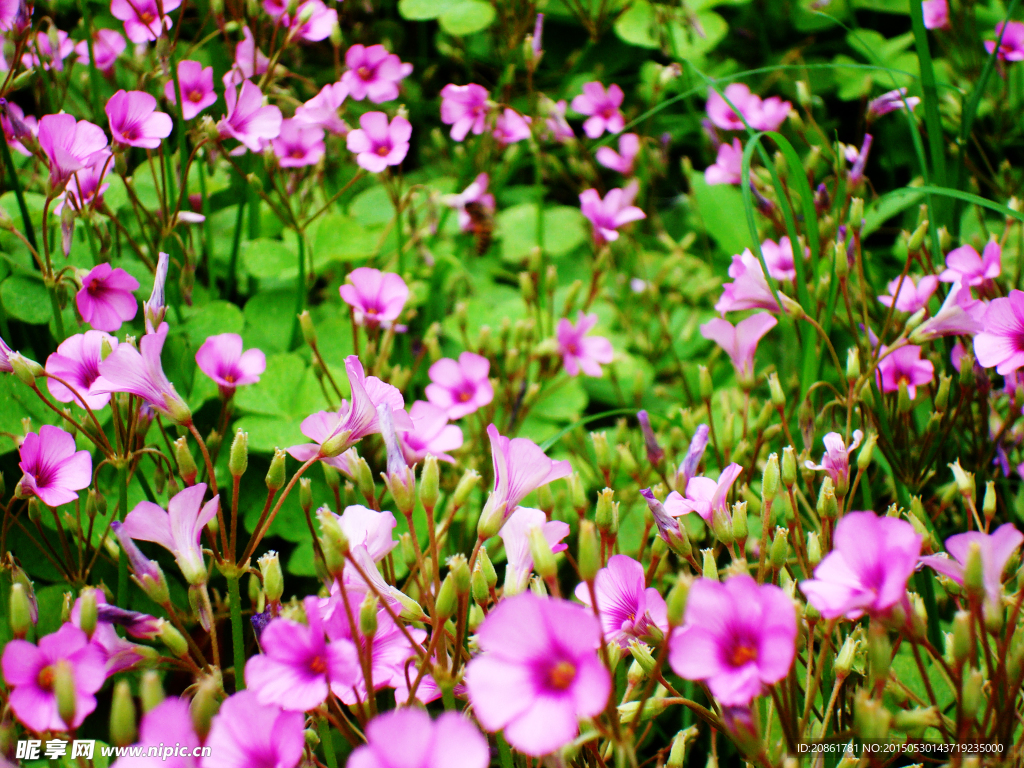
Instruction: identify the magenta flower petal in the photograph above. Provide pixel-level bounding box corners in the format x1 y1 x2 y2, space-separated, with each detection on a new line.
18 425 92 507
339 267 409 327
201 690 305 768
425 352 493 419
76 263 139 332
195 333 266 395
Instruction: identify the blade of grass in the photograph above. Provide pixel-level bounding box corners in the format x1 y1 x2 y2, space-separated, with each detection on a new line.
910 0 948 218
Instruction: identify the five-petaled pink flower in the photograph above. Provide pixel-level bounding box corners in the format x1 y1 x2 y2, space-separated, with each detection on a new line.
705 138 743 186
923 0 949 29
440 83 490 141
203 690 305 768
339 267 409 327
878 274 939 313
500 506 570 594
18 425 92 507
986 21 1024 62
579 180 646 246
492 108 532 145
805 430 863 496
110 0 181 42
195 333 266 397
341 44 413 103
715 249 798 315
575 554 668 648
294 82 349 135
706 83 791 132
425 352 494 419
76 263 140 332
45 330 119 410
974 290 1024 374
111 698 201 768
664 462 743 525
700 313 777 383
399 400 464 464
349 709 489 768
939 241 1001 287
218 80 283 153
465 592 611 757
271 118 326 168
37 114 110 188
571 81 625 139
920 523 1023 610
165 60 217 121
557 312 614 378
761 236 807 282
801 511 922 620
346 111 411 173
877 344 934 397
596 132 640 175
669 575 796 706
106 90 173 149
75 29 126 73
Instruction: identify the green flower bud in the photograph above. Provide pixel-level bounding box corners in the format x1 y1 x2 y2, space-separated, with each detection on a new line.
476 496 508 540
174 436 198 485
434 573 458 620
961 666 983 723
9 352 44 385
616 443 638 475
770 527 789 570
359 594 378 638
159 621 189 658
934 374 951 411
781 446 797 488
666 577 690 627
698 365 713 400
578 520 601 582
228 429 248 479
258 551 283 603
762 453 780 501
471 566 489 605
907 220 929 251
478 545 497 589
892 706 939 736
419 454 440 511
964 541 985 600
731 501 748 541
299 478 313 514
711 507 733 546
10 583 33 639
399 532 416 569
449 554 471 596
626 658 645 688
591 432 613 474
567 472 587 513
190 676 222 741
54 660 77 728
266 449 287 492
846 346 860 379
817 476 837 519
949 459 975 499
983 481 997 523
849 197 864 226
628 640 657 677
110 679 137 747
596 488 617 536
452 468 480 507
853 689 890 741
897 379 913 413
868 621 891 686
140 670 164 713
536 482 554 513
768 373 785 408
316 507 350 576
667 727 699 768
857 432 876 472
79 587 98 640
702 549 718 581
528 526 557 580
298 310 317 348
835 633 859 677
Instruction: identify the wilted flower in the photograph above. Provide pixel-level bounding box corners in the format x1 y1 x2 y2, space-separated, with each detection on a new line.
425 352 493 419
575 554 668 647
699 313 777 383
341 44 412 103
664 463 743 524
867 88 920 119
805 431 863 496
165 60 217 121
596 132 640 174
500 506 570 593
571 81 625 139
349 709 489 768
346 111 411 172
557 312 614 377
45 330 119 410
440 83 491 141
18 425 92 507
339 267 409 327
579 180 646 246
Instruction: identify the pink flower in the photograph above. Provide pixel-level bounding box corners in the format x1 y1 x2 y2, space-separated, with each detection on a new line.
23 30 74 71
877 344 934 397
71 591 152 676
335 504 398 562
754 95 793 131
17 425 91 508
202 690 305 768
557 312 614 378
465 592 611 756
37 113 110 188
440 83 490 141
294 81 349 135
867 88 920 119
705 138 743 185
54 159 111 214
246 596 359 711
571 81 625 139
0 334 14 372
106 90 172 149
1 100 38 157
339 267 409 327
349 709 489 768
346 111 411 173
939 241 1001 286
341 44 412 103
271 118 325 168
669 575 796 706
165 60 216 121
804 431 863 496
45 330 119 410
923 0 949 29
761 236 807 282
706 83 791 132
574 554 668 648
111 698 201 768
715 249 787 314
1 623 106 731
878 274 939 313
76 262 139 332
801 511 922 620
986 21 1024 62
492 108 532 145
224 26 269 87
218 80 283 153
663 462 743 524
195 333 266 396
699 313 777 382
425 352 493 419
596 132 640 174
110 0 181 42
289 0 337 42
447 173 495 233
974 290 1024 374
579 180 646 246
121 484 219 585
500 507 570 594
543 98 574 143
399 401 464 464
920 523 1023 608
93 322 192 423
75 29 126 73
911 279 985 341
0 0 22 30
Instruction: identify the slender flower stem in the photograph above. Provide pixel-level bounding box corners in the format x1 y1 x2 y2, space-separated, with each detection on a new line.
0 131 37 251
318 717 338 768
226 570 245 690
116 462 130 608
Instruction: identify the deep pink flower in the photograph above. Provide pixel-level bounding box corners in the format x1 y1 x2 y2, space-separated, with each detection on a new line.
571 81 625 139
45 330 119 410
878 274 939 313
579 180 646 246
271 118 325 168
574 554 668 648
1 623 106 731
805 431 863 496
447 173 495 233
664 462 743 524
93 322 191 423
801 511 922 620
761 236 807 282
1 100 38 157
706 83 791 132
705 138 743 185
218 80 283 153
0 0 22 30
877 344 934 397
346 111 411 173
342 44 412 103
923 0 949 29
920 523 1023 608
939 241 1001 286
75 29 126 73
76 262 139 332
700 313 777 382
492 108 532 146
165 60 216 121
23 30 74 71
17 425 92 507
399 401 464 464
911 279 985 341
54 158 111 214
596 132 640 174
425 352 493 419
202 690 304 768
339 267 409 327
110 0 180 42
112 698 201 768
669 575 796 706
974 290 1024 374
500 507 570 594
195 333 266 396
71 591 151 676
106 90 172 149
294 81 349 135
465 592 611 756
349 709 489 768
246 596 359 711
440 83 490 141
37 114 110 188
867 89 920 119
986 21 1024 61
715 250 797 314
557 312 614 378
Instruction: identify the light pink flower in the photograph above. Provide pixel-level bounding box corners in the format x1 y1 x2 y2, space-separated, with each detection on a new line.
664 462 743 524
341 44 412 103
448 173 495 233
699 313 777 382
271 118 325 167
195 333 266 396
0 0 22 30
466 592 610 756
715 249 787 314
480 424 572 526
596 132 640 174
399 400 464 464
293 81 349 135
878 274 939 313
333 503 398 563
339 267 409 327
804 430 863 496
349 710 489 768
111 698 201 768
705 138 743 185
1 100 38 157
574 554 668 648
867 88 920 119
706 83 791 132
920 523 1023 608
974 290 1024 374
45 330 119 410
543 98 574 143
165 60 216 121
492 108 532 146
425 352 493 419
0 334 14 372
986 20 1024 62
669 575 796 706
75 29 126 73
346 111 411 173
18 425 92 507
202 690 304 768
877 344 934 397
289 0 337 42
571 81 625 139
110 0 180 42
761 236 807 282
923 0 949 29
557 311 614 378
106 90 173 149
218 80 283 153
76 262 139 332
224 26 270 87
440 83 490 141
579 180 646 246
911 279 985 341
500 507 570 594
37 113 110 188
939 241 1001 286
23 30 74 71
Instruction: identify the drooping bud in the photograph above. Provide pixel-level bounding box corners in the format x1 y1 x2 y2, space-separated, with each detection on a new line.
637 410 665 466
110 679 137 747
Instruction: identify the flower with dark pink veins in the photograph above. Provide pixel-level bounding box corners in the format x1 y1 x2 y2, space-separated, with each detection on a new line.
557 312 614 377
218 80 283 153
246 596 359 711
110 0 181 42
425 352 493 419
195 333 266 397
805 431 863 496
700 313 777 384
346 111 411 173
500 506 570 594
974 290 1024 374
878 274 939 313
596 132 640 174
867 88 920 119
340 267 409 327
399 400 464 464
341 44 412 103
574 554 668 648
571 81 625 139
492 108 532 146
0 335 13 372
877 345 933 397
294 81 349 135
37 113 110 188
920 523 1023 609
923 0 949 28
106 90 173 149
705 138 743 185
986 21 1024 62
664 462 743 525
715 250 797 315
45 330 119 410
466 592 611 756
801 511 922 620
669 575 796 706
75 29 126 73
17 425 92 508
271 118 325 168
165 60 217 121
111 698 201 768
579 180 646 246
202 690 305 768
939 240 1001 287
349 709 489 768
440 83 491 141
76 263 139 332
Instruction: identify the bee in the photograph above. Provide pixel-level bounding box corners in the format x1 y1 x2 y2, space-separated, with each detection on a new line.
463 201 494 255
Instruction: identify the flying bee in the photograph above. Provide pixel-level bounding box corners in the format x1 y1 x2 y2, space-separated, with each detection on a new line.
463 200 494 255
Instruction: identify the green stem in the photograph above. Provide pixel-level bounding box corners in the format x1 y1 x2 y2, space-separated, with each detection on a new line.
290 232 306 350
318 717 338 768
48 287 65 342
79 0 104 120
0 131 37 251
227 196 246 300
227 571 246 690
441 687 456 711
496 733 514 768
116 463 129 608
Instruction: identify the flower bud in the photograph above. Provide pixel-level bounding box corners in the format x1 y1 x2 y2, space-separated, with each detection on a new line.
961 666 983 723
711 506 733 546
731 501 748 541
316 507 349 576
768 372 785 408
140 670 164 713
434 573 458 620
228 429 248 479
298 310 317 348
949 458 975 499
578 520 601 581
567 472 587 513
9 352 44 385
616 443 638 476
591 432 613 474
449 554 471 596
359 594 378 638
698 365 713 400
452 468 480 507
528 526 557 580
419 454 440 510
190 675 222 741
853 689 890 741
266 448 287 492
892 706 939 736
701 549 718 581
53 660 77 728
982 481 997 523
897 379 913 413
471 566 489 605
951 611 971 667
846 346 860 379
762 452 780 502
110 679 137 747
817 476 837 519
667 727 699 768
868 621 891 686
964 541 985 601
857 432 876 471
476 496 508 540
174 437 198 485
835 633 859 677
666 577 690 626
79 587 98 640
907 219 929 251
626 658 645 688
770 528 788 570
478 544 497 590
258 551 283 603
628 640 657 677
9 583 33 639
596 488 617 536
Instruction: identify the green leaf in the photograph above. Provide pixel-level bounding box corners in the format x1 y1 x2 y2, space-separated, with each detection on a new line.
498 204 588 261
614 1 727 57
183 300 245 346
350 185 395 227
439 0 496 34
530 378 588 423
1 274 52 324
243 289 299 354
397 0 444 19
688 173 755 257
309 214 381 263
243 238 298 281
234 413 306 454
233 352 328 422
